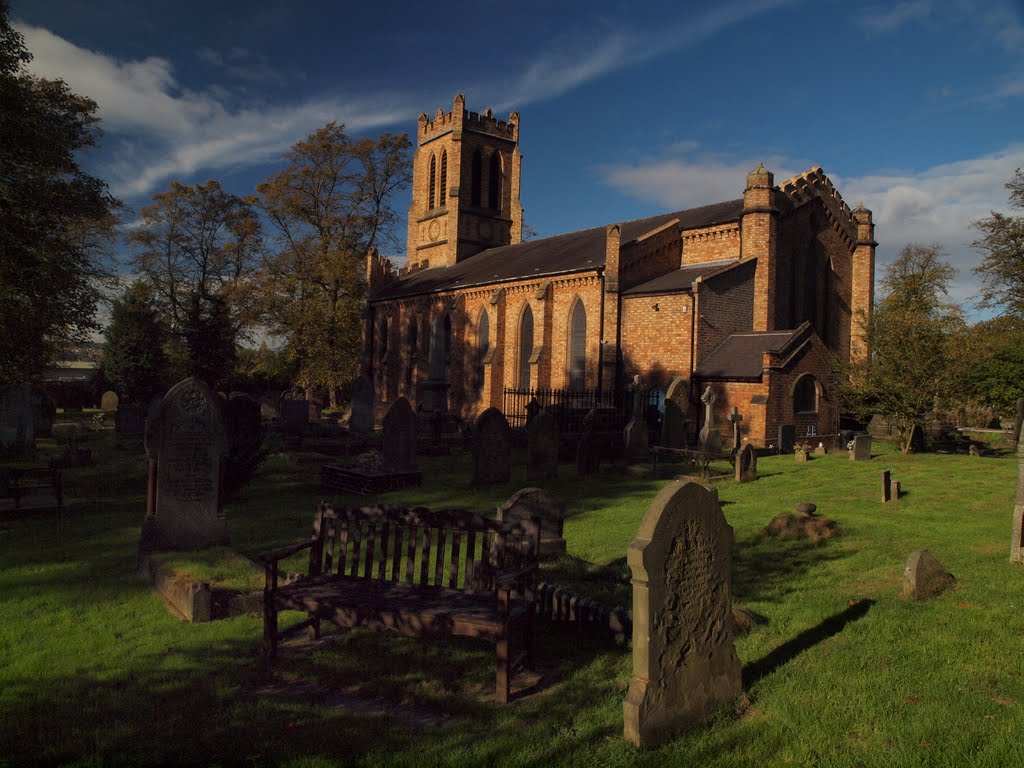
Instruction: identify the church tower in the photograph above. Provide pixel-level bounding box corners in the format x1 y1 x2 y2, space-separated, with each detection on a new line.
406 94 523 269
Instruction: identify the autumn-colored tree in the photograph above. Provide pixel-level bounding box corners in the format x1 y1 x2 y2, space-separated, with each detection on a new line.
0 0 120 384
973 169 1024 317
834 244 962 453
128 180 260 382
254 123 412 404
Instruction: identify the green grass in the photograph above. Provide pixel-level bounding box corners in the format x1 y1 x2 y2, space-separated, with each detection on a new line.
2 429 1023 767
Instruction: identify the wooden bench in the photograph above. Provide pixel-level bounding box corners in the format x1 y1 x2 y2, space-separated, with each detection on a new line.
259 503 540 704
0 467 63 510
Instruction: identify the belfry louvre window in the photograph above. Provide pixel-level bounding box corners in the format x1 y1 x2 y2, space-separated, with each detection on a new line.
428 154 436 210
471 150 482 207
439 150 447 208
568 300 586 388
518 304 533 388
488 152 501 211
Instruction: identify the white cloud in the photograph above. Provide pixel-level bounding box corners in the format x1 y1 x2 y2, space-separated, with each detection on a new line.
857 1 932 33
599 145 1024 312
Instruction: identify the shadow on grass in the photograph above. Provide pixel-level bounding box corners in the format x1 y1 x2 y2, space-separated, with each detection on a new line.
732 531 849 606
742 598 875 688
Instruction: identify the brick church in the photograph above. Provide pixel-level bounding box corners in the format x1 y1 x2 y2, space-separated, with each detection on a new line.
361 95 876 448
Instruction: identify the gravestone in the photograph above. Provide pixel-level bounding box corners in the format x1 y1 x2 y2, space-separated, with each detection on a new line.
882 469 893 502
734 443 757 483
1010 429 1024 562
116 403 145 438
259 397 279 421
496 487 566 558
623 480 741 748
623 375 649 461
1015 397 1024 449
349 374 375 433
661 377 688 449
777 424 796 454
813 442 828 456
0 382 35 456
525 398 541 427
697 386 720 454
382 397 417 471
849 434 872 461
280 399 309 436
33 389 55 438
576 408 601 476
100 390 119 411
728 407 743 452
901 550 954 600
141 378 228 551
472 407 511 484
526 408 559 481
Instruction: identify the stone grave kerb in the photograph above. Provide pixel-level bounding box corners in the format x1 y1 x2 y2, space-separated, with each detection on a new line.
623 479 741 747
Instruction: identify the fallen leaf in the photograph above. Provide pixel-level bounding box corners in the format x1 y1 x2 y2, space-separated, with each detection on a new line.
920 739 931 749
958 601 970 607
906 695 920 703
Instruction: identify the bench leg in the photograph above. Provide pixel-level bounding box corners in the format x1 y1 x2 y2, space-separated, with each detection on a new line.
525 606 536 670
496 630 510 704
308 615 321 640
264 601 278 659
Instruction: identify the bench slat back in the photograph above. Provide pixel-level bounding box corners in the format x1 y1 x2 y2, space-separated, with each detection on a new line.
311 503 538 593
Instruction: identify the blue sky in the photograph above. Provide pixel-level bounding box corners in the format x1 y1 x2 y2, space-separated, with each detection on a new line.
12 0 1024 312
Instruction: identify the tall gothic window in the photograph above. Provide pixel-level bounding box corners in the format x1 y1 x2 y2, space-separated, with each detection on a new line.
405 317 417 393
794 374 818 413
439 150 447 208
476 309 490 393
428 154 436 210
568 299 587 388
488 152 501 211
518 304 533 389
470 149 482 207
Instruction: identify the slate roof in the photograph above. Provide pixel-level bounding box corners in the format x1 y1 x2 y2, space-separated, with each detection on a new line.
622 258 747 296
693 328 802 380
373 198 743 300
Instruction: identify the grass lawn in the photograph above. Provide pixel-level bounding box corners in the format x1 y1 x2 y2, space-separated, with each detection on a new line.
2 423 1023 767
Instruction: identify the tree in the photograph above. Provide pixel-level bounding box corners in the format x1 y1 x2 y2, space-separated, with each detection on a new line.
128 180 260 382
102 282 168 403
835 244 962 453
0 1 120 384
254 123 412 404
951 315 1024 420
973 169 1024 317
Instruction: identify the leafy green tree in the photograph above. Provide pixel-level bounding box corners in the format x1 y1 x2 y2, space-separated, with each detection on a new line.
951 316 1024 419
835 244 962 453
181 294 237 390
254 123 412 405
973 169 1024 317
0 0 120 384
102 282 168 403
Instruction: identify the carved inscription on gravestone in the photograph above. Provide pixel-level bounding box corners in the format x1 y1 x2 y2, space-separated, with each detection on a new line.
142 378 228 551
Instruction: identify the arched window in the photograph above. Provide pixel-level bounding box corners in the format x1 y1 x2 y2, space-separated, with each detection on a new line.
568 299 587 388
439 150 447 208
476 309 490 393
428 154 436 210
379 316 388 359
488 152 501 211
470 150 482 207
518 304 533 389
405 317 417 392
794 374 818 414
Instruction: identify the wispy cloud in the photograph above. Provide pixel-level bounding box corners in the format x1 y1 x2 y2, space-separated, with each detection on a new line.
598 144 1024 309
857 1 932 34
196 46 288 87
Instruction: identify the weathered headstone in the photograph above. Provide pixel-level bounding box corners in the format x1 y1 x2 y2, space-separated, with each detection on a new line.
100 390 119 411
496 487 565 558
526 408 559 481
259 397 279 421
576 408 601 476
849 434 872 461
33 389 55 438
734 443 757 483
280 399 309 436
116 402 145 438
623 480 741 748
697 386 720 454
141 378 228 551
0 383 35 456
1011 429 1024 562
728 407 743 452
350 374 375 433
661 377 688 449
901 550 954 600
525 397 541 427
777 424 796 454
472 407 511 484
882 469 893 502
382 397 417 471
624 375 649 461
813 442 828 456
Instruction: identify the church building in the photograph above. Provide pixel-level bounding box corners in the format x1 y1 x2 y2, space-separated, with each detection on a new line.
362 95 876 448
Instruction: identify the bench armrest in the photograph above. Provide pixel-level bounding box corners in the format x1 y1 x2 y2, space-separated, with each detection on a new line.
257 538 315 565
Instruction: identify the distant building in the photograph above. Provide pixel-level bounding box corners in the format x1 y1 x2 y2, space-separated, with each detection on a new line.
362 96 876 447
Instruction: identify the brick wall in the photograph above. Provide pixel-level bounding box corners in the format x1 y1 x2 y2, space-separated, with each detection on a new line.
620 293 695 390
682 224 741 264
694 260 756 364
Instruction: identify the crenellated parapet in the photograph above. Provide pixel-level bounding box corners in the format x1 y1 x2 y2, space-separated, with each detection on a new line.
418 94 519 144
777 167 857 249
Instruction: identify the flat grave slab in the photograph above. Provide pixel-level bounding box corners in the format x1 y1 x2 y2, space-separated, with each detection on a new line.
320 463 423 495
